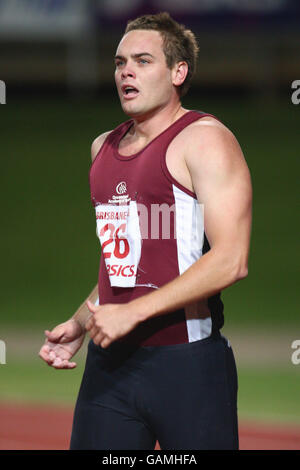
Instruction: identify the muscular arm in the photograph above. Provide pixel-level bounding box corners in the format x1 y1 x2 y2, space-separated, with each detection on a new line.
129 122 252 321
71 284 99 330
91 131 111 163
71 131 112 330
38 130 113 367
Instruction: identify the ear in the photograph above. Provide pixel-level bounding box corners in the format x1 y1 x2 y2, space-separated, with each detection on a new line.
172 61 188 88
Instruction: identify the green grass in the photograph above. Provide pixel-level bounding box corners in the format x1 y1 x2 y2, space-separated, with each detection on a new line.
1 356 299 425
237 365 300 424
0 94 299 329
0 355 86 406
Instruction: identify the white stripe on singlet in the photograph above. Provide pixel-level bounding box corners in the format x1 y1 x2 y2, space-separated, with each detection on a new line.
172 185 212 342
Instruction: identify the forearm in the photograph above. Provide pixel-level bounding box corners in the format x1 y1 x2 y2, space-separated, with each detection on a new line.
130 249 247 323
71 284 99 331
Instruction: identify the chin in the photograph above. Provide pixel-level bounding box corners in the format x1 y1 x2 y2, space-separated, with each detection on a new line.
121 103 145 118
122 102 161 120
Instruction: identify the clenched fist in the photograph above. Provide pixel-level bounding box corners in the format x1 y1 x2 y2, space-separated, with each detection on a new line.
85 301 140 348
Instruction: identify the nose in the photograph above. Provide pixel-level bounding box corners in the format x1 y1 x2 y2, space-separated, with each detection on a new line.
121 63 136 80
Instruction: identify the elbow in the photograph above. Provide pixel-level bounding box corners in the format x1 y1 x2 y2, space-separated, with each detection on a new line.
231 258 248 283
223 254 248 285
209 248 249 287
235 265 248 282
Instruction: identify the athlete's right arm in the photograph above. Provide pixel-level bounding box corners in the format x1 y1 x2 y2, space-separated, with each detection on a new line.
71 284 99 332
91 130 111 162
69 132 112 330
38 132 111 369
71 131 112 322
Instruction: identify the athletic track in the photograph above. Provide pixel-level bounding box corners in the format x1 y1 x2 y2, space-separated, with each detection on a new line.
0 403 299 450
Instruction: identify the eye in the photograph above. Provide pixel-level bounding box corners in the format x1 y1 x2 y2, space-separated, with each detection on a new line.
138 58 149 64
115 60 124 67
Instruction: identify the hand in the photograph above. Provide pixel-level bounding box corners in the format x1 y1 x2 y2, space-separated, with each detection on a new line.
38 319 85 369
85 301 140 349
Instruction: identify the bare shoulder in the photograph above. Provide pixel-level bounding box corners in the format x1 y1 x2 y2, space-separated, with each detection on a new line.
91 130 112 162
180 115 246 168
179 115 251 205
182 115 233 138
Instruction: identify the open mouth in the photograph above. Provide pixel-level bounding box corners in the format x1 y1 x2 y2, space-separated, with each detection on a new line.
121 85 139 98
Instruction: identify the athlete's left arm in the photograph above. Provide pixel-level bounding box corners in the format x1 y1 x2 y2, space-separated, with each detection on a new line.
85 121 252 348
130 121 252 317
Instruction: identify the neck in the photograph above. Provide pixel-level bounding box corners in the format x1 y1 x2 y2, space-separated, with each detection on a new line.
128 100 188 142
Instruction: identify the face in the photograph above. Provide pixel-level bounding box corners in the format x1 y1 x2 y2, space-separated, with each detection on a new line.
114 29 177 118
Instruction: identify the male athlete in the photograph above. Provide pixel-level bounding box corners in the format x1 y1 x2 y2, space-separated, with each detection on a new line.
39 13 252 450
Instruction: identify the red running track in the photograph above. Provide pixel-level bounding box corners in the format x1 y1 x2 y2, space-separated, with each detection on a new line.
0 403 299 450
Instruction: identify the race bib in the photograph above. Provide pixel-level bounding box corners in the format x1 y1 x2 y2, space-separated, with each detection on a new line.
95 201 142 288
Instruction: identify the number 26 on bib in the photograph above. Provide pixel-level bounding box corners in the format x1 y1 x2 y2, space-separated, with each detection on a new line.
95 202 142 287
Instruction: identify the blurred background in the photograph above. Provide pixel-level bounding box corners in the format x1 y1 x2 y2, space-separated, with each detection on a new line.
0 0 299 450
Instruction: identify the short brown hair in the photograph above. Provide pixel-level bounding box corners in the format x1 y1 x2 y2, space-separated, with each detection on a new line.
125 12 199 97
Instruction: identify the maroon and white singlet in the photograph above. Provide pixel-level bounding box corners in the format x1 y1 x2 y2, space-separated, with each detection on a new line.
89 110 224 346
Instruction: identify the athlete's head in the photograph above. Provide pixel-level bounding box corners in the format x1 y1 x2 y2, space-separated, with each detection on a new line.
114 12 199 118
